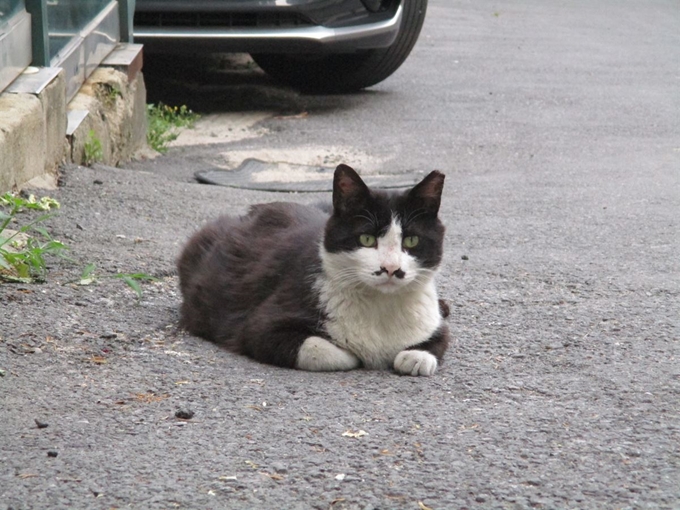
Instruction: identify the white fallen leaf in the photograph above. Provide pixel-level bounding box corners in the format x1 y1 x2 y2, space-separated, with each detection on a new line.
342 429 368 438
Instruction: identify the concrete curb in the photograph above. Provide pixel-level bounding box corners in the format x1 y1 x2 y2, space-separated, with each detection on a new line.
0 44 148 193
68 67 148 168
0 80 56 191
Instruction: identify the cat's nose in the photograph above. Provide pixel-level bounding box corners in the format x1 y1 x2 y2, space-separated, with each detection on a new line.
381 265 405 279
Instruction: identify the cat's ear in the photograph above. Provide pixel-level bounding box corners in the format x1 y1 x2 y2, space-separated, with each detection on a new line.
333 164 370 214
408 171 445 215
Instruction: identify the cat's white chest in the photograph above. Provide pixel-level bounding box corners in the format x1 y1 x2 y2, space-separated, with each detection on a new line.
318 279 442 369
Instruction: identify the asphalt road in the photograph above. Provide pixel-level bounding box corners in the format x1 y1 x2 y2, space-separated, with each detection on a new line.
2 0 679 508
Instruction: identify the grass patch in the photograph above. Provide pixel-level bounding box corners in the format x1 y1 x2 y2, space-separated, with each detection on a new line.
99 83 121 107
83 130 104 166
147 103 199 153
1 193 157 298
0 193 67 283
77 263 159 300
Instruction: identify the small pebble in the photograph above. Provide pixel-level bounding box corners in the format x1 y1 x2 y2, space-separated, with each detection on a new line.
175 409 194 420
35 419 49 429
47 451 58 458
271 462 288 474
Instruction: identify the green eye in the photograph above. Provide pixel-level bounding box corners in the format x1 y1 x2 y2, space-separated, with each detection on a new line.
403 236 419 248
359 234 377 247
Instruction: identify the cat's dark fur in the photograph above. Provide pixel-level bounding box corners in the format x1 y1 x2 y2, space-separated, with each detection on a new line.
178 164 449 376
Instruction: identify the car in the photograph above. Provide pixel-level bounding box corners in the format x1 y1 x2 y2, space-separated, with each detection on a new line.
133 0 427 93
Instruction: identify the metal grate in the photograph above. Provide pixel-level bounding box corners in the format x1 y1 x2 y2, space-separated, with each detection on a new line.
134 11 314 29
195 159 419 193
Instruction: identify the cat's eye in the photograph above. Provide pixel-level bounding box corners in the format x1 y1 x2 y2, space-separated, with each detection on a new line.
403 236 419 248
359 234 377 247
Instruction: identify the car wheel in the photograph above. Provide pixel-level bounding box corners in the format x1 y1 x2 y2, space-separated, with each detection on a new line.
251 0 427 93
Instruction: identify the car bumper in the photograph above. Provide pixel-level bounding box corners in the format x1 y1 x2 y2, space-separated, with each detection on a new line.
134 2 402 53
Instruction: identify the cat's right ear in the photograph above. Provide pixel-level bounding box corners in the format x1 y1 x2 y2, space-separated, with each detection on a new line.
333 164 370 215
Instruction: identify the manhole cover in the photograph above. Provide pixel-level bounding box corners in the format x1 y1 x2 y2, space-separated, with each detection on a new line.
195 159 422 192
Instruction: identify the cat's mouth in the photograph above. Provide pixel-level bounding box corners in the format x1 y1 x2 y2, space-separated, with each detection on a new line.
373 277 408 293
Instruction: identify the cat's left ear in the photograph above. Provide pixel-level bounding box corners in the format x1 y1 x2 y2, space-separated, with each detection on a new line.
408 171 445 215
333 164 370 215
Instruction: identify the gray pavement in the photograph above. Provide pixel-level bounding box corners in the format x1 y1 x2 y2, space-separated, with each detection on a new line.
1 0 679 508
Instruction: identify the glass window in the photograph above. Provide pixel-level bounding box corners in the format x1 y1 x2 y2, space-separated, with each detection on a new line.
0 0 25 24
47 0 114 60
0 0 31 93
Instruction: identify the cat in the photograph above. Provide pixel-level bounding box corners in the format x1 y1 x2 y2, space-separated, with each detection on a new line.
177 164 450 376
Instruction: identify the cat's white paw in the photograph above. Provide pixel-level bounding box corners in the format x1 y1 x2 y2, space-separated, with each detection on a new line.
296 336 361 372
394 350 438 376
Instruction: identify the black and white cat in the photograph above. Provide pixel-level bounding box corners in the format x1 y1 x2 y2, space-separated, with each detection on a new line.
177 164 449 376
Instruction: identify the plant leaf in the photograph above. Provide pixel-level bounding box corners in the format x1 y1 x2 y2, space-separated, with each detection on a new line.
120 275 142 298
123 272 159 282
32 226 50 239
81 263 96 279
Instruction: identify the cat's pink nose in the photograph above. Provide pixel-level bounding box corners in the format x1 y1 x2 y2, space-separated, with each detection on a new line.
381 264 405 279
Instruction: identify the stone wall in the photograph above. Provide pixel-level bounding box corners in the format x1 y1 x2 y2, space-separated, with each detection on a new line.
0 45 147 192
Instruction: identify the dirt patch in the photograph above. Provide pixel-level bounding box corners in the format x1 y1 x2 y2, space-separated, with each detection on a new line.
169 112 272 147
215 146 390 175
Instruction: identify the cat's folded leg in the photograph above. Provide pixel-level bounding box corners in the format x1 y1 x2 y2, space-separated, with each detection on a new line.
296 336 361 372
394 325 449 377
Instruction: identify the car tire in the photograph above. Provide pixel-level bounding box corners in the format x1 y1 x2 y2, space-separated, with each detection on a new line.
251 0 427 93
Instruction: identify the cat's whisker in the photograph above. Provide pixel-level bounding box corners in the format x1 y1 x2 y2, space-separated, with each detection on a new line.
327 270 364 287
328 269 362 282
355 209 380 229
402 208 428 227
355 213 376 227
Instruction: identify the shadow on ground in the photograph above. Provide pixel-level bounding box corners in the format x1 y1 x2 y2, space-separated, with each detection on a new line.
142 52 383 115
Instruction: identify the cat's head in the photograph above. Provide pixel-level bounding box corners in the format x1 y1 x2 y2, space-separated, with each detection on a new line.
322 164 445 294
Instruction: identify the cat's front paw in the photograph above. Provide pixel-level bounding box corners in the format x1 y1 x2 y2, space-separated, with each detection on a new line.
394 350 438 377
296 336 361 372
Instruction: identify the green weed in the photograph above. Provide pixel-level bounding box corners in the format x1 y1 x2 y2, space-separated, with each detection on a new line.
147 103 199 153
0 193 68 283
100 83 121 107
1 194 157 298
77 263 159 300
83 130 103 166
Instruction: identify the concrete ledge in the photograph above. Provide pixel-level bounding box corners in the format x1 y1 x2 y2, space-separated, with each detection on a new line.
0 43 148 193
1 69 67 190
0 89 50 191
40 72 69 182
68 67 148 166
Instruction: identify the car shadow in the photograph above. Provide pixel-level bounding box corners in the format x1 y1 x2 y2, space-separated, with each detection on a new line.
141 52 385 116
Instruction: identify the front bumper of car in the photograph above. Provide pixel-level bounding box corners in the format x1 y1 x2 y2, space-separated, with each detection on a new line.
134 0 402 54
